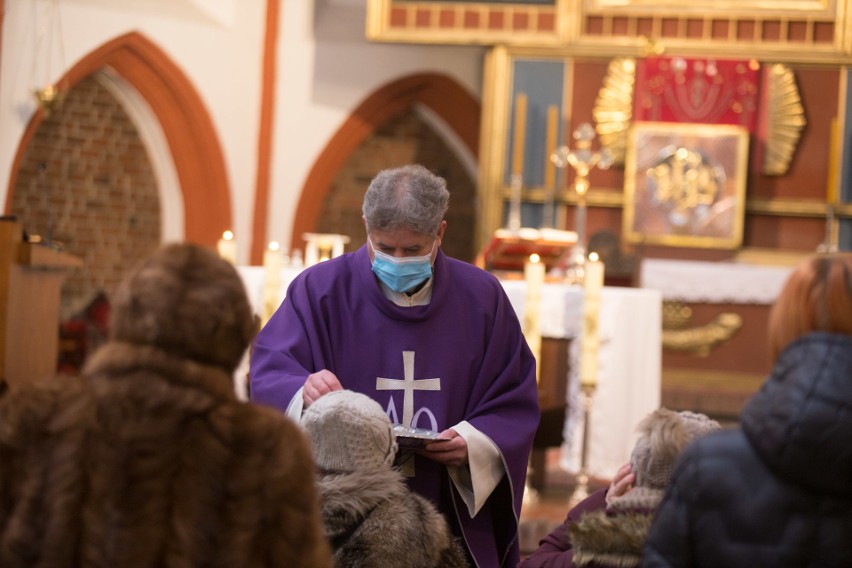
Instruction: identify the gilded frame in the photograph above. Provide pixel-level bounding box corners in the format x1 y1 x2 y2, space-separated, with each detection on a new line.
622 122 749 249
585 0 834 17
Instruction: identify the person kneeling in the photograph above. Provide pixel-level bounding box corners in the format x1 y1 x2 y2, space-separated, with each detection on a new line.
302 390 469 568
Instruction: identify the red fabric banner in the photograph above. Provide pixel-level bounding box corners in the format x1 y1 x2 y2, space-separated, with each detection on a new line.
634 57 761 132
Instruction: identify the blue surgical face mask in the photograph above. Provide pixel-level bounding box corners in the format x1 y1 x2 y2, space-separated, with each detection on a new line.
370 239 436 293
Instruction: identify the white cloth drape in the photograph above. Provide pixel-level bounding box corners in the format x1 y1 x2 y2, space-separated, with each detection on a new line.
640 258 793 304
500 281 662 480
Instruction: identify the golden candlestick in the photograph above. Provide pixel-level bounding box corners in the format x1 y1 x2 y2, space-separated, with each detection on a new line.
508 93 528 233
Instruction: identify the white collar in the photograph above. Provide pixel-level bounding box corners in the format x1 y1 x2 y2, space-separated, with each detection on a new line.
378 276 433 307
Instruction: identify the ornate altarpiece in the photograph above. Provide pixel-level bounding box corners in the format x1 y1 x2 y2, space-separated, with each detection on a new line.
366 0 852 431
367 0 852 255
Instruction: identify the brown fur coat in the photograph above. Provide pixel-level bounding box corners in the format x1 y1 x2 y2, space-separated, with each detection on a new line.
0 244 331 568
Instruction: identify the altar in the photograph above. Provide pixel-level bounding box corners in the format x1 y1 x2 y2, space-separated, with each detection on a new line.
500 280 662 480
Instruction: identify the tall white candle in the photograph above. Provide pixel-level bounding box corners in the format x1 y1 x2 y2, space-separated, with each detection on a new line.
580 253 605 389
216 230 237 265
262 241 282 324
524 253 545 383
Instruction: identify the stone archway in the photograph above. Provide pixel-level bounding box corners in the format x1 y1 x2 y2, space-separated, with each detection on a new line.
5 31 231 246
289 73 481 254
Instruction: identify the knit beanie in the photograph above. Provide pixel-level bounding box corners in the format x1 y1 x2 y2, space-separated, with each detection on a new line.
629 408 721 490
301 390 398 473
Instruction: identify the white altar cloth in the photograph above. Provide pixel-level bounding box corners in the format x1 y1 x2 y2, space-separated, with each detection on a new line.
640 258 794 304
500 281 662 480
237 265 303 316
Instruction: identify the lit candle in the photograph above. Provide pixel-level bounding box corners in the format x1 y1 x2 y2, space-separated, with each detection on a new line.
262 241 282 324
524 253 545 382
511 92 528 178
217 230 237 265
580 252 605 389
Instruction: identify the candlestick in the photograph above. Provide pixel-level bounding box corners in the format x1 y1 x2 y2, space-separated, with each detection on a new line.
511 93 528 178
543 105 559 229
579 253 604 389
216 230 237 265
507 93 528 233
523 253 545 383
262 241 282 324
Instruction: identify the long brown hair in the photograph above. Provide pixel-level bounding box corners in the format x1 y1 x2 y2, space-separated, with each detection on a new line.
768 252 852 360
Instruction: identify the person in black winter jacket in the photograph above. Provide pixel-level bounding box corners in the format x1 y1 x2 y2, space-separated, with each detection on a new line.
642 252 852 567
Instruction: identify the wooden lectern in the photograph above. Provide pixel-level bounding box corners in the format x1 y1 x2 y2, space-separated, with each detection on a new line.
0 219 82 390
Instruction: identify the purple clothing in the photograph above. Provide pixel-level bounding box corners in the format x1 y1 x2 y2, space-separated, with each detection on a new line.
518 489 608 568
251 245 540 568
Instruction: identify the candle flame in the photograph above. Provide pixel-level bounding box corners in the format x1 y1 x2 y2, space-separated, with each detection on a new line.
268 241 280 252
222 230 234 241
530 253 541 263
589 252 599 262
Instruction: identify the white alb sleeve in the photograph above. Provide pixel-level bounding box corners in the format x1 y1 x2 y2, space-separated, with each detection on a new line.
286 387 305 421
447 420 506 517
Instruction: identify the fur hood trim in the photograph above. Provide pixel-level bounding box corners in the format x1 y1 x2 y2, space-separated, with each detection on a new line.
606 486 663 513
569 505 656 568
317 466 409 537
82 341 237 403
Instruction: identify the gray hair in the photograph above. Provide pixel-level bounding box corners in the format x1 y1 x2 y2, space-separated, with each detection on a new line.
362 165 449 236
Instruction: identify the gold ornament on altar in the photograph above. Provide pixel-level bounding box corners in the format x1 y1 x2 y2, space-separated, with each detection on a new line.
551 123 613 284
302 233 350 266
593 58 805 176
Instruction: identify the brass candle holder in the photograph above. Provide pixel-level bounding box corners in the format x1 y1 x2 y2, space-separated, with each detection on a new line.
550 123 612 284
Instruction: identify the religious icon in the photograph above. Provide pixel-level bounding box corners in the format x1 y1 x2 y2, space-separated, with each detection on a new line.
623 122 749 249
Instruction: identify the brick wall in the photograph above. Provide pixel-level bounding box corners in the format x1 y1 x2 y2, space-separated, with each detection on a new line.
315 108 477 263
12 74 161 321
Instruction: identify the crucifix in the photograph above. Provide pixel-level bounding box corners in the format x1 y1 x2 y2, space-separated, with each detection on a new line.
376 351 441 428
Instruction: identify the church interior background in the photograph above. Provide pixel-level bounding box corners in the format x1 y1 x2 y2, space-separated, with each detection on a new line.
2 0 852 556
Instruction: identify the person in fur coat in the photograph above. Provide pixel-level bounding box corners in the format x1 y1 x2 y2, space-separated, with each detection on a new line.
301 389 469 568
519 408 720 568
0 243 332 568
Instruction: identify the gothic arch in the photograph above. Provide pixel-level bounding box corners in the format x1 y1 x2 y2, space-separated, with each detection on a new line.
289 73 481 248
5 31 230 245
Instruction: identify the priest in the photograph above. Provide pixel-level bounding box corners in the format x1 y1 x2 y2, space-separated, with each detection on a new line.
251 164 540 567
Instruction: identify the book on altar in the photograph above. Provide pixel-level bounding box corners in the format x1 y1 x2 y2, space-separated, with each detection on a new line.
478 227 577 272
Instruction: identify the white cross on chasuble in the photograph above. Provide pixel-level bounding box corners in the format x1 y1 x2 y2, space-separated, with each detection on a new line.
376 351 440 427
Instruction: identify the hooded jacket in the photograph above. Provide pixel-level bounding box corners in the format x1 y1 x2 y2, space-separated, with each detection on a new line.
317 465 469 568
642 332 852 567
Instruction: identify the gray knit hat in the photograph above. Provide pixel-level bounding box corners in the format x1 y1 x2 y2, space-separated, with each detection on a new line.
630 408 721 490
301 390 398 473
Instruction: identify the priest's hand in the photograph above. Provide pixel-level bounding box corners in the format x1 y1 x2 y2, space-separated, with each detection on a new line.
303 369 342 407
421 428 468 467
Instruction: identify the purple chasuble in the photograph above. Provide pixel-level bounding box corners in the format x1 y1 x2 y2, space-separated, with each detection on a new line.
251 245 540 567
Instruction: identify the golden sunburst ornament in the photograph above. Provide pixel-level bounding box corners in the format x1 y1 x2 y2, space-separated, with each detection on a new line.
763 63 806 176
592 58 636 167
